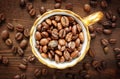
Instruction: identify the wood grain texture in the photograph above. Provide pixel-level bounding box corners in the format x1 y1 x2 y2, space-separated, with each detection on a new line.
0 0 120 79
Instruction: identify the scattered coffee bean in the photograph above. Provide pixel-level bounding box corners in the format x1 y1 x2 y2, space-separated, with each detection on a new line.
104 46 109 54
101 38 109 47
20 0 26 8
90 33 96 39
41 68 48 76
0 13 6 23
111 15 117 22
12 45 18 54
116 54 120 60
39 6 46 15
15 32 23 41
113 48 120 53
20 73 26 79
14 74 21 79
103 29 112 35
100 0 108 9
84 4 91 13
1 30 9 40
92 60 103 72
65 3 73 10
18 47 24 56
24 29 30 38
19 39 28 49
5 38 13 46
18 63 27 70
111 23 116 28
16 24 24 32
109 38 117 44
29 8 36 17
88 26 94 33
28 55 36 62
96 27 103 33
105 11 112 20
2 57 9 65
88 48 95 58
54 3 61 9
26 3 33 11
102 21 112 29
7 23 14 31
34 68 41 77
22 58 28 65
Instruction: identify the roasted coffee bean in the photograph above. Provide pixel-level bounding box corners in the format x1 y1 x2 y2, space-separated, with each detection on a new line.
41 53 48 58
88 48 95 58
5 38 13 46
90 33 96 39
51 29 59 39
116 54 120 60
60 56 65 63
28 55 36 62
111 15 117 22
55 0 62 3
105 12 112 20
55 15 61 22
18 47 24 56
72 25 77 35
79 32 84 43
52 20 57 27
89 0 97 7
102 21 112 28
101 38 109 47
111 23 116 28
39 6 46 15
68 16 74 23
18 63 27 70
88 26 94 33
103 29 112 35
48 40 58 48
104 46 109 54
83 62 91 70
26 3 33 11
29 8 36 17
35 31 41 41
66 32 72 42
109 38 117 44
57 23 62 30
75 38 80 47
20 73 26 79
100 0 108 9
20 39 28 49
1 30 9 40
84 4 91 13
40 38 49 45
65 3 73 10
42 45 48 53
15 32 23 41
55 50 62 56
72 35 78 41
24 29 30 38
54 3 61 9
68 42 76 49
55 54 59 63
45 19 52 25
12 45 18 54
42 68 48 76
7 23 14 31
59 29 66 38
0 13 6 23
14 74 21 79
64 50 70 61
20 0 26 8
0 55 3 63
71 51 79 59
34 68 41 77
48 52 52 60
16 24 24 32
41 32 49 38
58 39 66 46
2 57 9 65
61 16 69 27
113 48 120 53
96 27 103 33
22 58 28 65
58 45 66 51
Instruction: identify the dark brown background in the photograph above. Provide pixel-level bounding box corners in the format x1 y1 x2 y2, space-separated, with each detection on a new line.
0 0 120 79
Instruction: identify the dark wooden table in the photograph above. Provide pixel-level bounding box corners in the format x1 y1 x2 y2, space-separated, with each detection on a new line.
0 0 120 79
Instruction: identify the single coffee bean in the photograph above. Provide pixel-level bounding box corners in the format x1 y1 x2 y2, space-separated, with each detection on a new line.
71 51 79 59
48 52 52 60
14 74 21 79
39 6 46 15
89 0 97 7
60 56 65 63
68 42 76 49
79 32 84 43
111 15 117 22
113 48 120 53
55 0 62 3
15 32 23 41
41 68 48 76
88 48 95 58
29 8 36 17
65 3 73 10
109 38 117 44
20 0 26 8
88 26 94 33
83 62 91 70
40 38 49 46
90 33 96 39
7 23 14 31
57 23 62 30
59 29 66 38
111 23 116 28
100 0 108 9
58 39 66 46
41 32 49 38
5 38 13 46
35 31 41 41
54 3 61 9
61 16 69 27
96 27 103 33
20 39 28 49
0 13 6 23
48 40 58 48
55 15 61 22
45 19 52 25
116 54 120 60
20 73 26 79
16 24 24 32
18 63 27 70
75 38 80 47
55 50 62 56
2 57 9 65
42 45 48 53
22 58 28 65
27 55 35 62
58 45 66 52
34 68 41 77
105 12 112 20
103 29 112 35
64 50 70 61
66 32 73 42
68 16 74 23
104 46 109 54
52 20 57 27
0 55 3 63
37 24 42 31
41 53 48 58
101 38 109 47
26 3 33 11
12 45 18 54
18 47 24 56
84 4 91 13
1 30 9 40
24 29 30 38
55 54 60 63
72 25 77 35
102 21 112 29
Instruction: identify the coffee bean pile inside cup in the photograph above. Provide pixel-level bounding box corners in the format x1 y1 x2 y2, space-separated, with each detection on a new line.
35 15 84 63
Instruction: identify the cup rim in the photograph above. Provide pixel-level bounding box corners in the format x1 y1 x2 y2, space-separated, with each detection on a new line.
30 9 90 69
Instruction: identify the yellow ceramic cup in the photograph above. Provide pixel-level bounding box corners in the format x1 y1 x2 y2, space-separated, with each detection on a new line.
30 9 103 69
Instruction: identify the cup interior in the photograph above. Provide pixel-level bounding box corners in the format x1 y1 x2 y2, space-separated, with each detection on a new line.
30 10 90 69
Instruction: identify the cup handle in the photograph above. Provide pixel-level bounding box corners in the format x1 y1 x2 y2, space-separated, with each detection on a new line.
82 11 104 27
